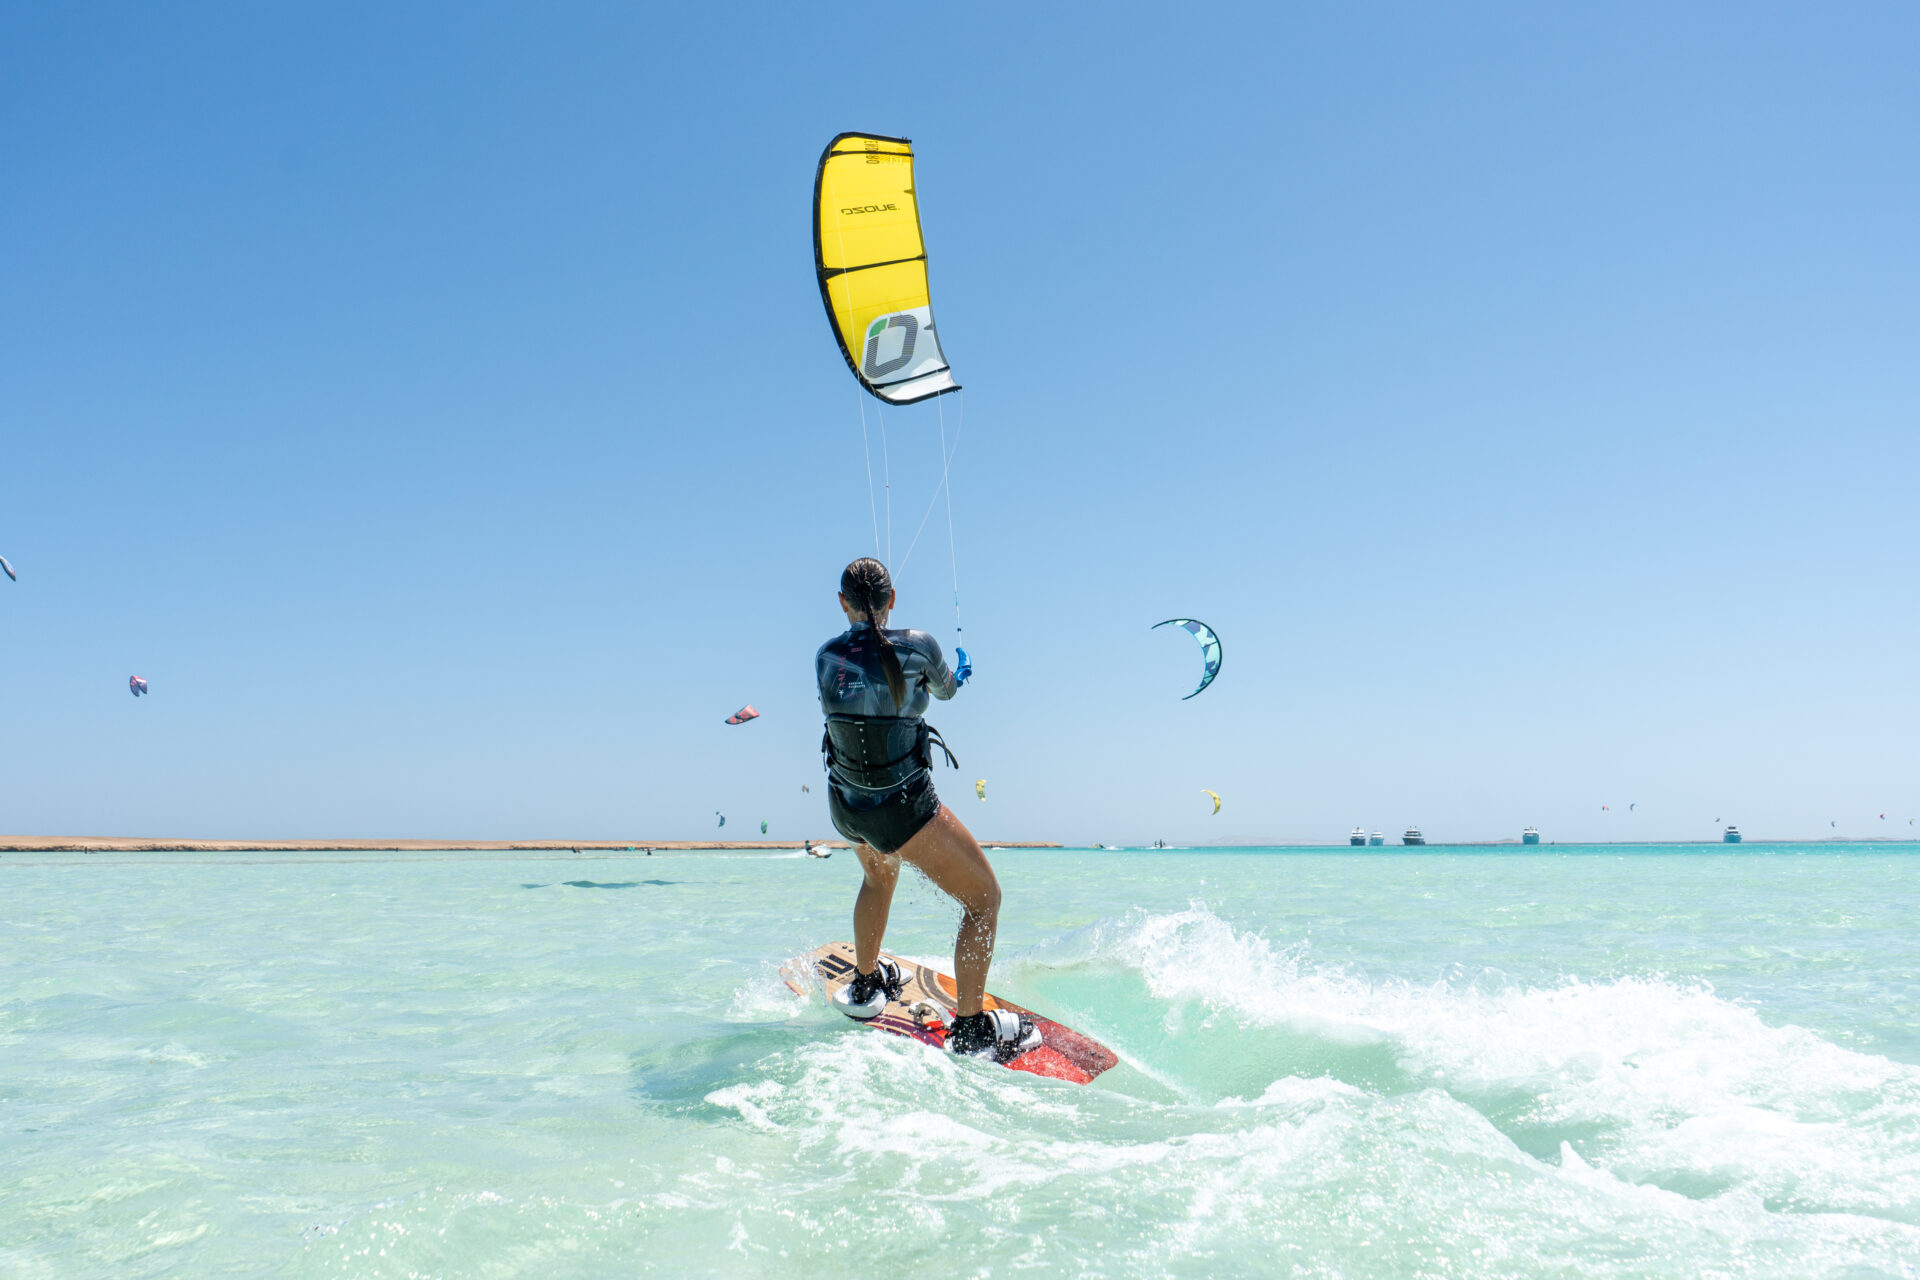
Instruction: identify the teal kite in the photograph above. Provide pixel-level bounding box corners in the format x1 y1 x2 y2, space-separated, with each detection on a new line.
1153 619 1222 699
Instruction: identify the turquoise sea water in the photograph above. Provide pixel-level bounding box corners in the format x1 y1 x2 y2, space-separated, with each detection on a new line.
5 844 1920 1278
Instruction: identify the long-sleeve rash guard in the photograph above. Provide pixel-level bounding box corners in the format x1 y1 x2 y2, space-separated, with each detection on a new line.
816 622 957 797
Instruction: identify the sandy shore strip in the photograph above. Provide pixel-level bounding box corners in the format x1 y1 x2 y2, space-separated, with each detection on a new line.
0 836 1064 853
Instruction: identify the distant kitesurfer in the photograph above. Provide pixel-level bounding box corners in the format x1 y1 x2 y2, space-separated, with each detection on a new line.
815 557 1034 1060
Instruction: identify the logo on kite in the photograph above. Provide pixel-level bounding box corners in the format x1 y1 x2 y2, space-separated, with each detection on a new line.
726 705 760 725
129 676 149 697
0 555 15 582
1153 620 1222 699
975 779 987 801
1203 789 1221 815
862 313 922 381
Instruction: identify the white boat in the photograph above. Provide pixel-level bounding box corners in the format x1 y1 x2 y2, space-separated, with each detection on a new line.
1369 832 1384 846
1349 828 1368 846
1723 825 1742 844
1522 827 1540 845
1403 827 1426 846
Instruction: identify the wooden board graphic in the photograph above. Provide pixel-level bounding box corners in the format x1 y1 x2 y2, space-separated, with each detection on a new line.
782 941 1118 1085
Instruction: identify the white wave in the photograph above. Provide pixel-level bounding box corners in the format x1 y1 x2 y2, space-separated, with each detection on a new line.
701 1030 1920 1276
725 956 815 1022
1068 903 1920 1225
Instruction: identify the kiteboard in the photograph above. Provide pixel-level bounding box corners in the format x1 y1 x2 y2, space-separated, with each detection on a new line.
782 941 1117 1085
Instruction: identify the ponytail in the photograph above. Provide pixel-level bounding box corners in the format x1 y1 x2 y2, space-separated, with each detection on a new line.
841 557 907 706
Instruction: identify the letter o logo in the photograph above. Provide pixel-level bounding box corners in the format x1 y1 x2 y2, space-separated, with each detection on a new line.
863 314 919 381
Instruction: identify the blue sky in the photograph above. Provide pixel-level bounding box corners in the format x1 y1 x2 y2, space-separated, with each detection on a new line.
3 4 1915 844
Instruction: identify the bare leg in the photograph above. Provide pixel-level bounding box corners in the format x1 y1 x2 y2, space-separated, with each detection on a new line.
852 843 900 976
895 805 1001 1018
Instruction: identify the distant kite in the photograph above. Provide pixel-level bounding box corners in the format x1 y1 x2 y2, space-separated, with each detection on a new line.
760 820 769 835
129 676 149 697
975 779 987 801
0 555 14 582
802 784 811 793
1630 804 1636 812
1153 619 1222 699
716 812 726 828
726 705 760 725
1203 789 1221 815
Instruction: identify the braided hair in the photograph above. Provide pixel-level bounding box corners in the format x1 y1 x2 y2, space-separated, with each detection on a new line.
841 557 906 705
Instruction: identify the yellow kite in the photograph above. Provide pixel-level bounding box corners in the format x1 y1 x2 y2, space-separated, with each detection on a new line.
814 133 959 405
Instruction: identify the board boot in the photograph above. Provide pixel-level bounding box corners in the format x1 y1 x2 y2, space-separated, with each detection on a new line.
947 1009 1042 1061
831 957 905 1020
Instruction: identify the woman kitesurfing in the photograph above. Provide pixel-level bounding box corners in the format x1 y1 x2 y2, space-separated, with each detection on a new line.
816 557 1035 1059
809 137 1033 1059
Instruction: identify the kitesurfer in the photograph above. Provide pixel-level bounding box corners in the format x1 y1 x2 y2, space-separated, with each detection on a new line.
815 557 1037 1061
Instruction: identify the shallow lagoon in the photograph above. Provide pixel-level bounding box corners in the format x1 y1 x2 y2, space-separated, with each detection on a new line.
5 843 1919 1277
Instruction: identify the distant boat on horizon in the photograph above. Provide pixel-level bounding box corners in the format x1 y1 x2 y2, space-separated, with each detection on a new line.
1403 827 1426 846
1369 831 1384 846
1723 825 1742 844
1522 826 1540 845
1349 827 1368 846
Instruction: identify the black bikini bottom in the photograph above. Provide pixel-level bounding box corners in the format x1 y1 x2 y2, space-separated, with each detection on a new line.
827 773 941 855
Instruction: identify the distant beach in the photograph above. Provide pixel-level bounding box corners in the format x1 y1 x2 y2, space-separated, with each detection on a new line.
0 835 1065 853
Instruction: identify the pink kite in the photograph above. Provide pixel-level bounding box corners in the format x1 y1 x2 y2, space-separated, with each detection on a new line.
725 704 760 725
129 675 149 697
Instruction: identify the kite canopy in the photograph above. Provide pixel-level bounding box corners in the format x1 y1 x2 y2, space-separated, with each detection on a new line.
129 675 149 697
815 133 958 405
1203 789 1221 815
726 705 760 725
0 555 14 582
716 812 726 829
1153 619 1223 699
975 779 986 801
760 820 769 835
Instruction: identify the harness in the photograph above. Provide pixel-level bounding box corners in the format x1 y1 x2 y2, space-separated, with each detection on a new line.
821 714 958 791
